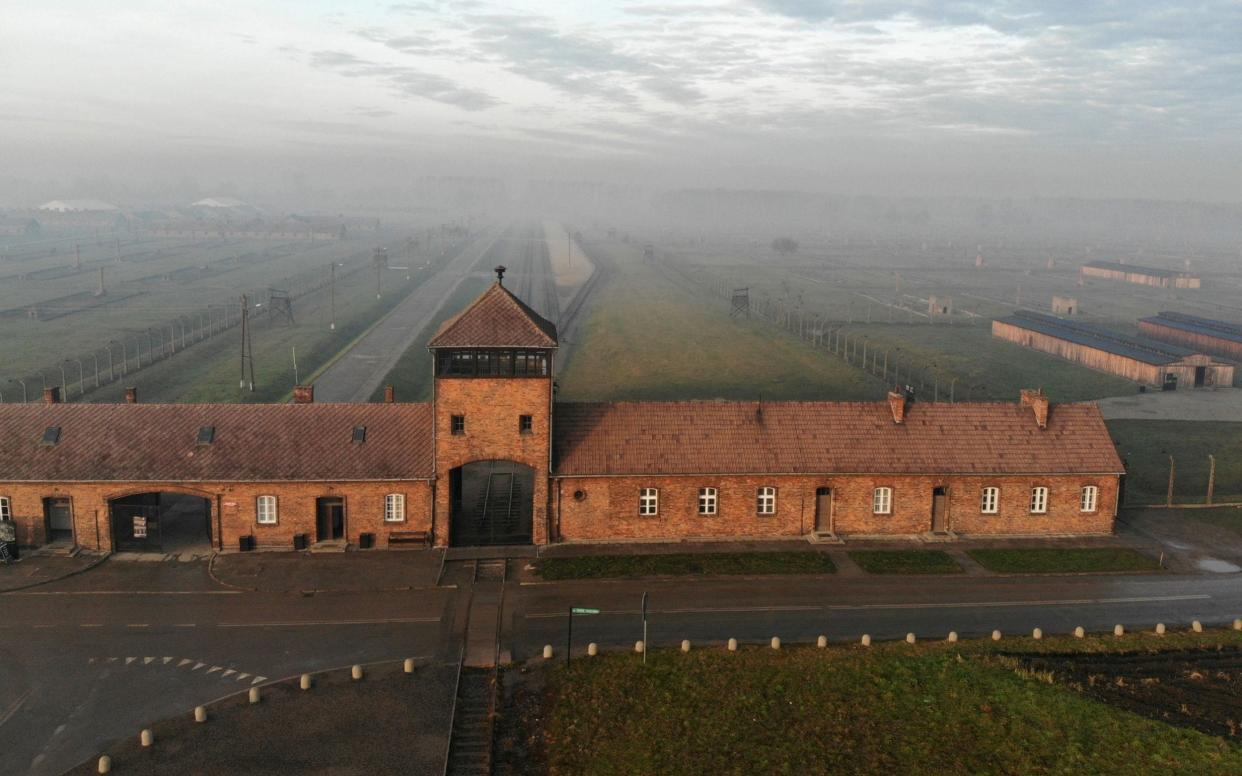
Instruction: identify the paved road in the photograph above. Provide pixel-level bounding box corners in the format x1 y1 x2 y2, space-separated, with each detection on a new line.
1097 387 1242 421
312 231 500 402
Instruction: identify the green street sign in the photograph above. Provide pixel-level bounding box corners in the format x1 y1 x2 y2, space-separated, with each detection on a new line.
571 607 600 615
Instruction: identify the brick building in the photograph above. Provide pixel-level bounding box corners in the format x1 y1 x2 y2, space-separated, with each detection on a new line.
1080 260 1201 289
1 278 1125 553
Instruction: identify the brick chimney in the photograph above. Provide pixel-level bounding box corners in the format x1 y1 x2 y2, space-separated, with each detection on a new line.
1020 388 1049 429
43 386 60 404
887 390 907 424
293 384 314 404
383 384 395 403
124 387 138 404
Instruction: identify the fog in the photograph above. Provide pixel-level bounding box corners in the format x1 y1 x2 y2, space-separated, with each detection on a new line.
2 1 1240 217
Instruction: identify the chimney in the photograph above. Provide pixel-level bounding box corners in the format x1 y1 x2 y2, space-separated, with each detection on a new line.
124 387 137 404
383 384 395 404
293 384 314 404
43 386 60 404
1020 388 1049 429
887 390 907 424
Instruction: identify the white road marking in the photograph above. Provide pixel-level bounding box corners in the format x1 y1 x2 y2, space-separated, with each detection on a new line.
12 590 241 596
174 623 196 628
162 657 173 664
236 673 250 681
207 666 221 674
124 657 136 665
216 617 440 628
222 669 236 678
178 659 191 667
143 657 155 665
252 676 266 684
79 623 103 628
0 689 33 728
126 624 149 628
192 663 204 671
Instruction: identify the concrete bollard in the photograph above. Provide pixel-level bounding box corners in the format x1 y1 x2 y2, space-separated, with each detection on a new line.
770 637 781 650
140 729 153 747
194 705 207 723
635 640 645 654
543 644 553 659
249 687 260 704
860 634 871 647
1114 624 1125 637
817 635 828 648
351 665 363 681
905 633 916 644
681 640 691 653
1234 619 1241 631
587 642 598 656
1032 628 1042 640
991 630 1002 642
1074 626 1085 638
404 658 415 674
300 674 312 690
98 755 112 774
727 638 738 652
1192 620 1203 633
1156 623 1166 635
947 631 958 643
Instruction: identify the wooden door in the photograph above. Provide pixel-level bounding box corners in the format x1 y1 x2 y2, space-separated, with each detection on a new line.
814 488 832 533
931 487 948 533
44 497 73 542
316 498 345 541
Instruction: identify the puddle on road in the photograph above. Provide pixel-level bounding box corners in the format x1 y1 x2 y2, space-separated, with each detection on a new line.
1196 558 1242 573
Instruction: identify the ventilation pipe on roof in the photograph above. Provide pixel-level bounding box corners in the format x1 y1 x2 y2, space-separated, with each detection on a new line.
887 391 907 424
384 385 395 404
293 384 314 404
43 386 60 404
1020 388 1049 429
124 387 137 404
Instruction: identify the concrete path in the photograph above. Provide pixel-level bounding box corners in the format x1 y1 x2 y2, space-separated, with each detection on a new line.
1097 387 1242 421
312 230 500 402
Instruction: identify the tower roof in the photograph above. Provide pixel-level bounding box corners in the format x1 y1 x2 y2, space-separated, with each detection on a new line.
428 282 558 349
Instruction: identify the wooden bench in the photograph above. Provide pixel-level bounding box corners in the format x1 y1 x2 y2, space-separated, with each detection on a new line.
387 530 431 548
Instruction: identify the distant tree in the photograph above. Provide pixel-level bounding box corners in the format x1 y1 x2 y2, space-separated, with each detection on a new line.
771 237 799 256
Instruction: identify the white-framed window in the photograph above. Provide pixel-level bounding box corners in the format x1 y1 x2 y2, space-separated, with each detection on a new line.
1029 486 1048 514
639 488 659 516
872 487 892 515
384 493 406 523
757 487 777 515
256 495 278 525
0 496 10 522
1080 485 1099 513
980 487 999 514
698 487 718 515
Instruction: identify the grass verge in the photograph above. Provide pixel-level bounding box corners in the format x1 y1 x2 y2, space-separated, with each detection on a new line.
1108 420 1242 505
968 547 1160 574
848 549 963 574
537 552 836 580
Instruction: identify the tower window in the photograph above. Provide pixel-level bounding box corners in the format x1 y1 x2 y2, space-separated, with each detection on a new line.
451 415 465 435
519 415 533 434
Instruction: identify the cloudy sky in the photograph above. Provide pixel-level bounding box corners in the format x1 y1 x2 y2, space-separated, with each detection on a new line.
2 1 1240 203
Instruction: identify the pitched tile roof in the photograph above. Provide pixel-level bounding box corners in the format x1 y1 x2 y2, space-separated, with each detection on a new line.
0 403 433 482
552 400 1124 477
428 282 558 349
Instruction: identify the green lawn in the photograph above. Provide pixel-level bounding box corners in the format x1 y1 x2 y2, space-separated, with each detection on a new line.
848 549 962 574
968 548 1161 574
1108 420 1242 505
537 552 836 580
518 636 1242 776
1186 506 1242 538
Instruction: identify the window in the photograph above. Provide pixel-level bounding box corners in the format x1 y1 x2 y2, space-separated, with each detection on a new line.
451 415 465 435
256 495 278 525
872 487 892 515
639 488 659 516
1029 486 1048 514
196 426 215 445
384 493 406 522
980 487 999 514
698 487 718 515
0 496 10 521
757 487 777 515
519 415 533 434
352 426 367 444
41 426 61 446
1080 485 1099 513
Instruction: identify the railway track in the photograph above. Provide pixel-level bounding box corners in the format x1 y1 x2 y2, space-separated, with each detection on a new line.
442 558 507 776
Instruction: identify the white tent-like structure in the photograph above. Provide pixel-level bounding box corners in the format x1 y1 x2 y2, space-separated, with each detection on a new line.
38 199 119 212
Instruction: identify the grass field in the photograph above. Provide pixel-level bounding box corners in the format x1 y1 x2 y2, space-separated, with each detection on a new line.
501 632 1242 776
848 549 963 574
968 548 1161 573
537 552 836 580
1108 420 1242 505
557 242 886 401
1188 507 1242 538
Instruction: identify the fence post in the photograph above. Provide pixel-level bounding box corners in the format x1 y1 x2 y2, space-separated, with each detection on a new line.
1206 454 1216 505
1166 455 1176 507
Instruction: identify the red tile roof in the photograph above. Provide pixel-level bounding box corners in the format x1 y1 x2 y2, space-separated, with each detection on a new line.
552 400 1124 476
428 282 558 349
0 403 433 482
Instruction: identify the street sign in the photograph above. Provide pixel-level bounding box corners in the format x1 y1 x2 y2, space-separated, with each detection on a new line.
568 606 601 665
571 607 600 615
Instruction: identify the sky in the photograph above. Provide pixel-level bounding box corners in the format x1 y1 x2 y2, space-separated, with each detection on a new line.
2 1 1240 204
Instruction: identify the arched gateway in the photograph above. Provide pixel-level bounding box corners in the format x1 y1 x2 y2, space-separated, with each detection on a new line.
450 460 535 546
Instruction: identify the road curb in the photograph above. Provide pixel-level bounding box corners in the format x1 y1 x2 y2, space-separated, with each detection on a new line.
0 551 112 594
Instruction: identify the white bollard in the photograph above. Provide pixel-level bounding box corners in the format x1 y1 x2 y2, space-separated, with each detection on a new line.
770 637 781 650
249 687 260 704
587 642 598 656
300 674 312 690
194 705 207 723
681 640 691 653
635 640 645 654
905 633 916 644
816 635 828 648
1114 624 1125 637
727 638 738 652
404 658 415 674
1155 623 1166 635
991 630 1002 642
860 634 871 647
543 644 553 659
98 755 112 774
140 729 153 747
1192 620 1203 633
947 631 958 643
1074 626 1085 638
1032 628 1042 640
351 665 363 681
1234 619 1241 631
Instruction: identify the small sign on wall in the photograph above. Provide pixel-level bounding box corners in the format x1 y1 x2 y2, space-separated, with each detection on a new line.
132 516 148 538
0 520 15 543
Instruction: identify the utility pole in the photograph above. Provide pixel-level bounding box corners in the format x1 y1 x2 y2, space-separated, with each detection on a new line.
239 294 255 392
329 262 336 331
374 246 388 299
